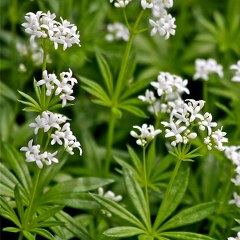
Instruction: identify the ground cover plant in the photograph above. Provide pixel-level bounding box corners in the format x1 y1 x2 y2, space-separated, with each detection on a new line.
0 0 240 239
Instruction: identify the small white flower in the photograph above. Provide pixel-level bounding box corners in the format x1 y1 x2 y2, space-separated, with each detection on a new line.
149 13 176 39
211 127 228 151
106 22 129 42
110 0 131 8
141 0 153 9
198 112 217 135
161 120 186 146
138 89 156 104
231 174 240 186
225 145 240 166
230 60 240 82
229 192 240 208
227 232 240 240
130 123 161 147
193 58 223 81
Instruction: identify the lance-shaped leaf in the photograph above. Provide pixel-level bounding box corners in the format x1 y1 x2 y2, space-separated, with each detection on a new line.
14 185 24 222
127 145 143 175
123 169 150 230
55 211 93 240
0 81 17 101
3 227 20 233
154 167 190 230
96 52 113 96
18 90 41 111
159 202 219 232
42 177 114 202
119 103 148 118
160 231 216 240
23 231 35 240
0 196 21 228
31 228 55 240
79 76 112 107
104 226 146 238
90 193 145 229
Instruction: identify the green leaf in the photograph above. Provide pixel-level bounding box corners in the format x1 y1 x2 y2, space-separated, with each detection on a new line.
33 79 42 105
30 206 63 228
0 196 21 228
31 221 65 228
23 230 35 240
31 228 54 240
120 77 152 101
160 231 216 240
2 143 31 196
159 202 219 231
0 81 17 101
90 193 145 229
42 177 114 202
123 169 150 229
127 145 143 175
96 51 113 96
55 211 93 240
18 90 41 109
104 226 145 237
79 76 112 106
119 104 148 118
0 162 18 189
138 234 154 240
14 185 24 222
3 227 20 233
154 167 190 230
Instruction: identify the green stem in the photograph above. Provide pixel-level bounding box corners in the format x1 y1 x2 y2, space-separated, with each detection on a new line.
41 43 48 109
22 168 41 230
203 81 208 111
104 111 116 176
209 165 235 236
153 157 182 230
143 146 151 230
114 10 144 102
18 232 23 240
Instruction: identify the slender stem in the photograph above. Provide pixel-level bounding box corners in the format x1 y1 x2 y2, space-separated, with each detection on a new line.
22 168 41 229
18 232 23 240
41 43 48 109
104 112 116 176
143 146 151 230
203 81 208 111
153 157 182 230
114 10 144 102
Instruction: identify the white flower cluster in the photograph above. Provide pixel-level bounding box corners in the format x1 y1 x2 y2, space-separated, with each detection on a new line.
130 123 161 147
161 99 228 149
147 0 176 39
98 187 122 217
16 41 51 70
105 22 130 42
193 58 223 81
139 72 190 116
20 139 58 168
228 231 240 240
37 69 77 107
230 60 240 82
22 11 80 50
21 111 82 168
110 0 131 8
225 145 240 208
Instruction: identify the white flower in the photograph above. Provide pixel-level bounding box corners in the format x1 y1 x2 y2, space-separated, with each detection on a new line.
211 127 228 151
229 192 240 208
161 120 186 146
228 232 240 240
231 174 240 186
110 0 131 8
141 0 153 9
193 58 223 81
20 139 59 168
130 124 161 147
198 112 217 135
149 13 176 39
151 72 189 100
37 70 58 96
105 22 129 42
138 89 156 104
225 145 240 166
185 99 205 123
230 60 240 82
